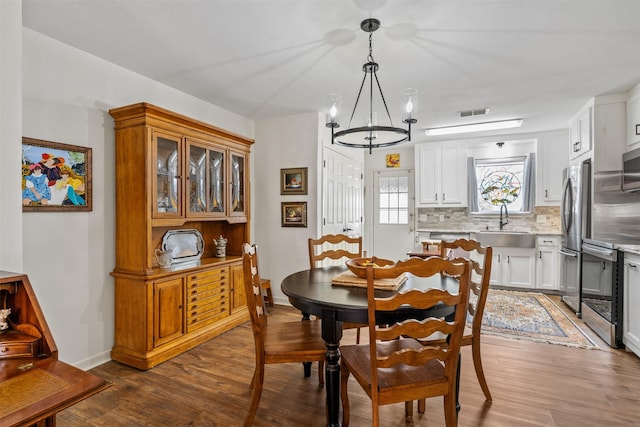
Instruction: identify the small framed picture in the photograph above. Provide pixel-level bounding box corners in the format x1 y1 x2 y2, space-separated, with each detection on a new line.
21 137 92 212
636 124 640 135
281 201 307 227
386 153 400 168
280 167 308 195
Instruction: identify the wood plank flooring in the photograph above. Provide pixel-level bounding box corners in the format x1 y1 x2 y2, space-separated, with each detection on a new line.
58 299 640 426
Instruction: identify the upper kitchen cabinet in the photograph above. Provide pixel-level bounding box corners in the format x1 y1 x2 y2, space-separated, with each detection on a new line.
627 83 640 149
415 142 467 207
536 130 569 205
570 94 627 172
569 102 592 160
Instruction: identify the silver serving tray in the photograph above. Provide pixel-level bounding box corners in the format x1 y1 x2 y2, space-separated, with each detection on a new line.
161 229 204 264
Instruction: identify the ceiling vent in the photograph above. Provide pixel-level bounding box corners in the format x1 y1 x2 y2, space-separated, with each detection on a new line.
459 108 489 118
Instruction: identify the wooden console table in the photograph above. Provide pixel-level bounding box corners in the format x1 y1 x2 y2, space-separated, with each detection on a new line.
0 271 109 426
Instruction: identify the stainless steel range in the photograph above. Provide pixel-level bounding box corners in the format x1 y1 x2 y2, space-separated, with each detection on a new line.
581 238 623 348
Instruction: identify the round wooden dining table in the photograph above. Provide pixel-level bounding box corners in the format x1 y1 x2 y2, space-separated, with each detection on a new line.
281 265 460 427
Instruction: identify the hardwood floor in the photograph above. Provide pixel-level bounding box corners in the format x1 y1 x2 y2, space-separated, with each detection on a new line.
58 302 640 426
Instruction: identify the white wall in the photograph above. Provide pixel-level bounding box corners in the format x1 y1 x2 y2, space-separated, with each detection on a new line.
18 28 254 369
0 0 24 272
253 113 320 304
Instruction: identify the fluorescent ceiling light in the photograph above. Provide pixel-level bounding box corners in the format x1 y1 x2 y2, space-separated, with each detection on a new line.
424 119 523 136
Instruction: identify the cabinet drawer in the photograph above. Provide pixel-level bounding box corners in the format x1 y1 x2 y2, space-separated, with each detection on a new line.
187 293 227 313
187 280 228 295
187 267 229 285
187 306 229 332
0 333 41 359
187 284 228 300
537 236 560 247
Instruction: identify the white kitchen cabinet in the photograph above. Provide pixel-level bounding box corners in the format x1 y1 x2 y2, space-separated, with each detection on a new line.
415 142 466 206
569 94 627 171
592 96 627 172
627 86 640 149
536 236 560 290
489 247 536 289
623 252 640 357
569 102 592 160
536 130 569 205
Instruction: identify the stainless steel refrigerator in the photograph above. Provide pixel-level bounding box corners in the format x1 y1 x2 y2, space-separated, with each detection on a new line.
559 159 590 315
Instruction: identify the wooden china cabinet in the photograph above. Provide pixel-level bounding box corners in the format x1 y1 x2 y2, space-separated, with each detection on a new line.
109 103 253 370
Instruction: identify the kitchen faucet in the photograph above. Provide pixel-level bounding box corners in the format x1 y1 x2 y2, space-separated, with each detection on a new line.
499 203 509 230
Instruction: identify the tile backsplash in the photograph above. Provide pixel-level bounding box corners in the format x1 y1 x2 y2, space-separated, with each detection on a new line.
416 206 560 234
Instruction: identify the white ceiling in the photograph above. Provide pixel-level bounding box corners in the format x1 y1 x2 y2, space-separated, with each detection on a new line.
22 0 640 140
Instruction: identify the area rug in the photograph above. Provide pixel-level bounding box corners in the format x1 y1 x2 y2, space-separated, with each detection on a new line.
481 289 599 349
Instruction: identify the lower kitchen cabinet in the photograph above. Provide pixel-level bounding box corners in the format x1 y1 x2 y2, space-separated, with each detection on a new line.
623 253 640 357
536 236 560 290
489 247 536 289
111 259 247 370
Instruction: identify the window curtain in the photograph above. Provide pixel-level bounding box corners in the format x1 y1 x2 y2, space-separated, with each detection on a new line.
467 157 479 212
522 152 536 212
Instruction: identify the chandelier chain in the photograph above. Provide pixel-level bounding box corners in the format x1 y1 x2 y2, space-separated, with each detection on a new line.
326 18 414 153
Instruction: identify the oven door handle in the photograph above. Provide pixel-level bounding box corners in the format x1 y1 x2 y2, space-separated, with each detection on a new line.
558 249 578 257
582 245 615 261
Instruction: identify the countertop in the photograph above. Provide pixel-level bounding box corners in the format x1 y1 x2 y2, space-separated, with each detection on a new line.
416 229 562 236
617 245 640 256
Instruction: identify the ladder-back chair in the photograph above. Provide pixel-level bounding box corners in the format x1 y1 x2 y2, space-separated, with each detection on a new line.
339 257 471 427
241 243 326 426
308 233 365 343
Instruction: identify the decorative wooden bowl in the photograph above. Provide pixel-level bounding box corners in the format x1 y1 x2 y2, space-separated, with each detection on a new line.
345 257 395 279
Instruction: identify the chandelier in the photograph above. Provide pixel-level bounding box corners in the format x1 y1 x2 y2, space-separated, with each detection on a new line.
326 18 417 154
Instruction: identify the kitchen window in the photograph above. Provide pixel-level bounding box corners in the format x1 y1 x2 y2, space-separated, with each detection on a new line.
468 154 535 213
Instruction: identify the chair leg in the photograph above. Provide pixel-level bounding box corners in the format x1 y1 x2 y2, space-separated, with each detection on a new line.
244 364 265 427
404 400 414 422
418 398 425 413
472 336 492 401
443 392 456 427
355 327 361 344
340 361 351 427
249 369 257 390
318 360 325 386
303 361 312 377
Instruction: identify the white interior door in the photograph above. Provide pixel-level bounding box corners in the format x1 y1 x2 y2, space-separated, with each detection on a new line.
372 169 415 261
322 148 363 237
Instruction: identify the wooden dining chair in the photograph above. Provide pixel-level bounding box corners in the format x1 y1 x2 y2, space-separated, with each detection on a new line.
414 238 493 414
339 257 471 427
241 243 327 426
308 233 363 268
308 233 365 343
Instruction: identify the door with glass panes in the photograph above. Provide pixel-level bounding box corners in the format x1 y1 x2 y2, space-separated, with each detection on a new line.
372 169 415 260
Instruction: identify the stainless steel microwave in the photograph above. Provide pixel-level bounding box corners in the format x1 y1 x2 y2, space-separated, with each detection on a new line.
623 146 640 191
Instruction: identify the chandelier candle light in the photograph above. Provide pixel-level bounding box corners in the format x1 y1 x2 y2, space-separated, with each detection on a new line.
326 18 417 154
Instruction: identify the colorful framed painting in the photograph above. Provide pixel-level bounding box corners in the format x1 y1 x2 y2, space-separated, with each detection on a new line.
386 153 400 168
280 167 308 195
281 201 307 227
21 137 92 212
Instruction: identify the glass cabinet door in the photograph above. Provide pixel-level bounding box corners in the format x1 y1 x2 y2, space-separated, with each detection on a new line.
186 140 226 218
154 133 181 217
188 145 207 214
230 152 246 216
209 149 225 214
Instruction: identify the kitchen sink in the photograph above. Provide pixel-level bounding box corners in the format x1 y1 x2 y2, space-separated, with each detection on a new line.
476 231 536 248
